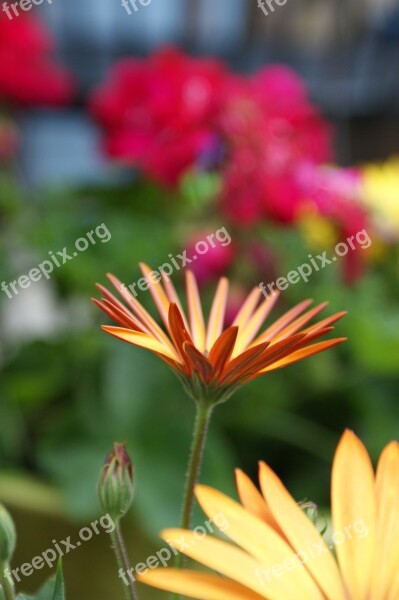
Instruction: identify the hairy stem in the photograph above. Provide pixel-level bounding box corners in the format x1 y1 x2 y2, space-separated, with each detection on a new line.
110 522 139 600
170 402 213 600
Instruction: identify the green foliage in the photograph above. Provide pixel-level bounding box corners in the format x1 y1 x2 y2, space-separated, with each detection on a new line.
1 171 398 535
17 560 65 600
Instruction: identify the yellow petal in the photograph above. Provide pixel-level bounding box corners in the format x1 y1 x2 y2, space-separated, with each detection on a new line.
206 278 229 352
370 441 399 600
138 569 266 600
161 271 190 330
270 303 329 343
387 573 399 600
235 469 283 535
161 528 315 600
232 294 280 358
139 262 171 329
254 300 313 345
233 287 264 329
195 485 325 600
259 462 346 600
332 430 376 600
186 271 206 352
102 326 179 362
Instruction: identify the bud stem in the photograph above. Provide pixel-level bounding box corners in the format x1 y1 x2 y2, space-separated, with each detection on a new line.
0 564 15 600
110 522 139 600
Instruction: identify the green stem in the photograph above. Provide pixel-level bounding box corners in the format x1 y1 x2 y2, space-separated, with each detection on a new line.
0 564 15 600
171 401 213 600
110 522 139 600
179 401 213 533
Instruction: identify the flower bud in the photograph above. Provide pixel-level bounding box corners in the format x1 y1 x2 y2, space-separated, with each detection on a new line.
98 443 134 520
0 503 16 563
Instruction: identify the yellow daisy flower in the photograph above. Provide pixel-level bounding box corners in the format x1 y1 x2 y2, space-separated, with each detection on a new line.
138 430 399 600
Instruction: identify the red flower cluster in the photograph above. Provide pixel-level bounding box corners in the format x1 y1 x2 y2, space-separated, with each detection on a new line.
218 67 332 225
91 48 227 187
91 47 367 241
0 11 73 106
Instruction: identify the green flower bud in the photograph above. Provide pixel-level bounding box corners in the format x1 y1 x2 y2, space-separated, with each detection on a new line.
0 503 16 563
98 443 134 520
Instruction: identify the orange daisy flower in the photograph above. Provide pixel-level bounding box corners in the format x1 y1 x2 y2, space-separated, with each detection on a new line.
138 430 399 600
94 264 346 404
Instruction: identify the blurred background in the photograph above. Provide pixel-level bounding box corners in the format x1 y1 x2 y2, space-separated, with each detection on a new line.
0 0 399 598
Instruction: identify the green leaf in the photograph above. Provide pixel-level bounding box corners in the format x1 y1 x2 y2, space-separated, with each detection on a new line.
16 560 65 600
51 561 65 600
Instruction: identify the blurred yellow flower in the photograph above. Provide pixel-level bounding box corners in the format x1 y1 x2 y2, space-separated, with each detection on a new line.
362 157 399 240
299 206 337 249
139 430 399 600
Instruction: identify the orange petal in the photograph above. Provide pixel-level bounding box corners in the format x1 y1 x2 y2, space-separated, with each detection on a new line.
161 271 190 330
270 302 329 342
102 326 180 362
254 299 313 345
228 334 308 386
96 282 134 316
186 271 206 352
137 569 266 600
208 326 238 378
302 311 348 335
218 342 270 386
206 278 229 352
168 303 194 369
332 430 376 600
260 338 347 373
106 273 176 354
92 298 143 331
183 342 214 383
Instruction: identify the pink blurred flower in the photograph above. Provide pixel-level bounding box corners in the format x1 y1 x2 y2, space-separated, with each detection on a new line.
185 230 236 286
297 163 368 235
0 11 73 106
298 163 370 283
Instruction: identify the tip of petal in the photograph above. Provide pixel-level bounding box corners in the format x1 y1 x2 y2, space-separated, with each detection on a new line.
336 429 365 457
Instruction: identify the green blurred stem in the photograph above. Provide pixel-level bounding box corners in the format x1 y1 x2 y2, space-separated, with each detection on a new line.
171 402 213 599
0 564 15 600
110 522 138 600
180 401 213 545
